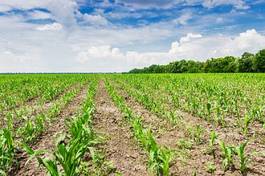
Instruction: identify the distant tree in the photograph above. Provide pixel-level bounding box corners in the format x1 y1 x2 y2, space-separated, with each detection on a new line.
238 52 254 72
128 49 265 73
203 56 237 73
254 49 265 72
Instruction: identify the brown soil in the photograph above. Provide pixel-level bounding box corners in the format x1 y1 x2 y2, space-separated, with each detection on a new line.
93 81 149 176
113 81 265 176
12 84 89 176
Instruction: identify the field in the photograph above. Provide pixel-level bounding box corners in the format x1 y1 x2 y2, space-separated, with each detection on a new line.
0 73 265 176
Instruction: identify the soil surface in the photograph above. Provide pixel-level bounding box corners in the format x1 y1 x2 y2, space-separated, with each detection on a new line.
12 84 89 176
93 81 149 176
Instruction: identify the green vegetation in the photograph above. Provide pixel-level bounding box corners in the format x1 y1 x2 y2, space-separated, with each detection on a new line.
129 49 265 73
0 73 264 175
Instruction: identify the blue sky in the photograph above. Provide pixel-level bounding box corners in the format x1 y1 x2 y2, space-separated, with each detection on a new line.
0 0 265 72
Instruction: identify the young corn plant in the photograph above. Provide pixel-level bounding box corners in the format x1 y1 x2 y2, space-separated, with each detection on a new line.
19 119 35 143
24 108 99 176
23 82 99 176
241 113 252 135
0 128 15 174
208 131 218 157
215 106 226 127
235 142 248 174
206 102 212 121
187 125 204 144
219 141 235 171
206 162 216 174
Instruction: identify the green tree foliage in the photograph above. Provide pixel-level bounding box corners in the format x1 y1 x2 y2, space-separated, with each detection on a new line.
129 49 265 73
238 52 254 72
254 49 265 72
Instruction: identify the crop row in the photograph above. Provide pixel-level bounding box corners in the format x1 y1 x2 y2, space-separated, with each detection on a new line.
114 74 265 134
0 76 91 175
105 80 172 175
108 75 261 175
23 79 108 175
0 75 85 113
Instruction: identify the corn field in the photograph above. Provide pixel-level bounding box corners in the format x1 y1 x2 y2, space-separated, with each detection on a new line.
0 73 265 176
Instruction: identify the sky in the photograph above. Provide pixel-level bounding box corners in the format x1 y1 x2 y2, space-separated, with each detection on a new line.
0 0 265 73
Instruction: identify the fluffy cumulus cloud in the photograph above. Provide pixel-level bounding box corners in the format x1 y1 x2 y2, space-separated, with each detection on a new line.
169 29 265 60
0 0 78 26
75 29 265 71
0 0 264 72
202 0 249 10
81 14 109 26
36 23 63 31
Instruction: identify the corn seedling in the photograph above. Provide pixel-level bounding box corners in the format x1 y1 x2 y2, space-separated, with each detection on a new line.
0 128 15 174
187 125 204 144
206 162 216 174
176 138 193 150
235 142 248 174
242 114 252 135
208 131 218 157
219 141 235 171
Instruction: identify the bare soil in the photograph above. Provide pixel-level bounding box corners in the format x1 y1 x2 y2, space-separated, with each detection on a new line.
93 81 149 176
11 84 88 176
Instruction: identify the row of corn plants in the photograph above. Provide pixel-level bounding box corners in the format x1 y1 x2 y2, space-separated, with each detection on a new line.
23 79 105 175
0 82 84 174
105 80 172 176
207 130 249 174
111 79 179 124
111 76 255 175
0 76 86 129
0 74 80 113
115 74 265 134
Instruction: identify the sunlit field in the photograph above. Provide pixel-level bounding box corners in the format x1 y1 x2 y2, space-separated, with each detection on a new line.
1 73 265 175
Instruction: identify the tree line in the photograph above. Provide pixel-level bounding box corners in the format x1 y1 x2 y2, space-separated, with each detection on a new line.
129 49 265 73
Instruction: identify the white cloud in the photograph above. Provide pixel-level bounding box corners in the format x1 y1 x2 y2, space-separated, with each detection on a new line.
76 45 123 63
29 11 52 20
115 0 249 10
0 1 262 73
74 29 265 72
115 0 178 9
0 4 11 12
174 12 193 25
169 29 265 60
81 14 109 26
0 0 78 26
36 23 63 31
202 0 249 10
179 33 202 43
0 1 47 9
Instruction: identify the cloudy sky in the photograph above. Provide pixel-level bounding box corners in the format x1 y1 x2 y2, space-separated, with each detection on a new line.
0 0 265 72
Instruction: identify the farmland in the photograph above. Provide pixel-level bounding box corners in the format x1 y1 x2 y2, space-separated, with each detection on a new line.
0 73 265 176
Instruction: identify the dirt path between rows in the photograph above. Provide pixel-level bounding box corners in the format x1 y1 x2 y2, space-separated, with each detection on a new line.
93 81 149 176
13 84 89 176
